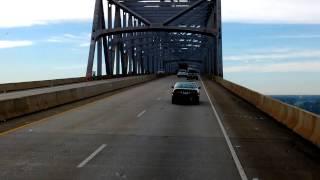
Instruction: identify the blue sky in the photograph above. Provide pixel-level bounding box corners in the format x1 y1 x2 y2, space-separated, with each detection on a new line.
223 23 320 95
0 0 320 95
0 23 91 82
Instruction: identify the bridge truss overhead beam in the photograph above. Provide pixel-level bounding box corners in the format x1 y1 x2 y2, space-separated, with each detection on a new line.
163 0 207 26
86 0 223 78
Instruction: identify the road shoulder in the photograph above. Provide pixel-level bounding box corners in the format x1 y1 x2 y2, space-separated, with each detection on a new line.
203 77 320 180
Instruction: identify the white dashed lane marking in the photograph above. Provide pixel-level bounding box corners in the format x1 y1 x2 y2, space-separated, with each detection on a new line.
137 110 146 118
77 144 107 168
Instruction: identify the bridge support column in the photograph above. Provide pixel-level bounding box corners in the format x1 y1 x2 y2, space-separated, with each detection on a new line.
114 6 121 75
87 0 115 78
97 39 102 76
87 0 116 78
86 0 103 78
108 3 114 75
215 0 223 77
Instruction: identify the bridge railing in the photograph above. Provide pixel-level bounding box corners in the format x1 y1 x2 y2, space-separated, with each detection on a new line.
0 74 153 93
0 77 87 93
0 75 157 122
213 76 320 147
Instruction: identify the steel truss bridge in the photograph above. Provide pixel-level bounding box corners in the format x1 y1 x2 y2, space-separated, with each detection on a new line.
86 0 223 78
1 1 319 179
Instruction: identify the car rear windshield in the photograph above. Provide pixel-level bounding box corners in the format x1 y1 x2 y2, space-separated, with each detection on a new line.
175 83 197 88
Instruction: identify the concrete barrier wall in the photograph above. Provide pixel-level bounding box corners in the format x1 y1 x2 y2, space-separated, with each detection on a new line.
213 76 320 147
0 75 156 122
0 77 87 93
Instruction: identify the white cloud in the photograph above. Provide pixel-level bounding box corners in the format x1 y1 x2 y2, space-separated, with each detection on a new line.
0 0 320 28
46 33 91 47
224 49 320 62
222 0 320 24
225 61 320 73
53 64 86 70
269 34 320 39
79 42 90 47
224 48 320 73
0 40 33 48
0 0 95 28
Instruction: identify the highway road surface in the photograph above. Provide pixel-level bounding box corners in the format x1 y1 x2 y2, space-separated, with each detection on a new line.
0 76 243 180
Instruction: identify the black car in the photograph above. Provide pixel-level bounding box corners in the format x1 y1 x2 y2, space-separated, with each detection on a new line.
171 82 201 105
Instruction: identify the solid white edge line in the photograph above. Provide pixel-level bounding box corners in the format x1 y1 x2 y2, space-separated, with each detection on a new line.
77 144 107 168
137 110 146 118
200 77 248 180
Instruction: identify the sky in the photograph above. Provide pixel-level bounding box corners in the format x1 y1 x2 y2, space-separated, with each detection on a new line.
0 0 320 95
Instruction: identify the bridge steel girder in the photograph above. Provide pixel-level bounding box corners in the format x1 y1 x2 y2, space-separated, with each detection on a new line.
163 0 207 26
108 0 151 26
86 0 223 78
94 26 217 39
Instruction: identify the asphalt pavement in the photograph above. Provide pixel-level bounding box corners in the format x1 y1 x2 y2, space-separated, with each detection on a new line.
0 76 242 180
